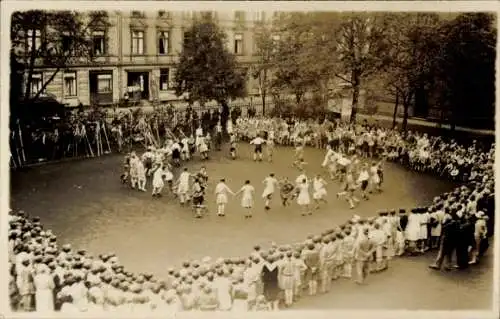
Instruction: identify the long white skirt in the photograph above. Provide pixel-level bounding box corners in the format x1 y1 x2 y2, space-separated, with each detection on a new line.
153 176 164 189
177 182 189 194
241 196 253 208
35 289 54 313
313 188 327 200
200 143 208 152
217 193 228 204
405 222 420 241
419 225 428 240
297 190 311 206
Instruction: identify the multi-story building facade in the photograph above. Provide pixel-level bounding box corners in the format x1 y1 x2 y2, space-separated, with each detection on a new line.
29 10 271 107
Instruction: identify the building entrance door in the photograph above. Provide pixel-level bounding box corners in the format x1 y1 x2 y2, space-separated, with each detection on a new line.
126 71 150 101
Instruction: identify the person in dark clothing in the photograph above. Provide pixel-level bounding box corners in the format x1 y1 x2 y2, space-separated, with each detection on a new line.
455 216 475 269
429 213 458 271
485 192 495 237
261 255 280 310
399 209 408 232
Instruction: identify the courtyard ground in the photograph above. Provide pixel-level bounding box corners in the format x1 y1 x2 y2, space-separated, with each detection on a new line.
9 144 494 310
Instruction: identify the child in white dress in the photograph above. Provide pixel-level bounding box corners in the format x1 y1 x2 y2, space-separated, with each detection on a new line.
236 180 255 219
136 159 147 192
296 179 311 216
151 164 165 197
312 175 328 210
262 174 278 210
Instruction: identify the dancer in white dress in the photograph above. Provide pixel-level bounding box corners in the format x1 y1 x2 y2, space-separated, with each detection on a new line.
129 152 139 189
195 126 204 150
296 178 312 216
369 161 381 193
262 173 279 211
151 164 165 197
199 136 209 160
295 170 309 187
235 180 255 218
136 158 147 192
214 178 235 217
312 174 328 210
163 165 174 194
177 168 192 205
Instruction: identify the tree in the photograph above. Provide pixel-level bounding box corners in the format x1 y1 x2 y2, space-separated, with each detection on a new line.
10 10 108 104
383 13 442 131
174 15 246 125
335 13 392 123
252 25 276 116
433 13 496 131
267 12 342 113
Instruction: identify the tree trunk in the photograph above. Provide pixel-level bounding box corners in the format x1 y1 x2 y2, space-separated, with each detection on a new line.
450 108 457 133
402 102 409 132
261 90 266 117
30 67 61 102
350 70 360 123
260 71 267 116
23 31 38 101
220 99 229 135
392 91 399 129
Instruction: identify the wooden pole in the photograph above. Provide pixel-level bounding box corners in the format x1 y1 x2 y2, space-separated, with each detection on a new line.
102 121 112 153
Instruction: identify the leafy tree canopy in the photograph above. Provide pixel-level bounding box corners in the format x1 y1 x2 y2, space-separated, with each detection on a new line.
174 16 246 105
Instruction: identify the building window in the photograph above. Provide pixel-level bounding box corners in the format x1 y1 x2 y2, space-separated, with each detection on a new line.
131 11 144 18
26 29 42 52
131 30 144 55
183 31 191 45
253 11 265 22
30 73 43 96
92 31 106 56
160 69 169 91
63 72 77 97
200 11 214 20
234 33 243 55
158 10 170 19
61 32 73 53
235 11 245 22
158 31 170 55
97 73 112 93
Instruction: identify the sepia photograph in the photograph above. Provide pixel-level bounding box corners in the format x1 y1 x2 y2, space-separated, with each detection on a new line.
2 1 497 317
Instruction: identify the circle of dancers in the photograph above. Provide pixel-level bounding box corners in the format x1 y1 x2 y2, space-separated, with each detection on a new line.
122 134 385 220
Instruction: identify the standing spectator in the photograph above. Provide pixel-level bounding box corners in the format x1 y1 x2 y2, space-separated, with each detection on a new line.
261 255 280 311
354 228 375 284
301 243 319 296
34 264 55 312
17 259 35 311
429 212 458 271
455 215 475 269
